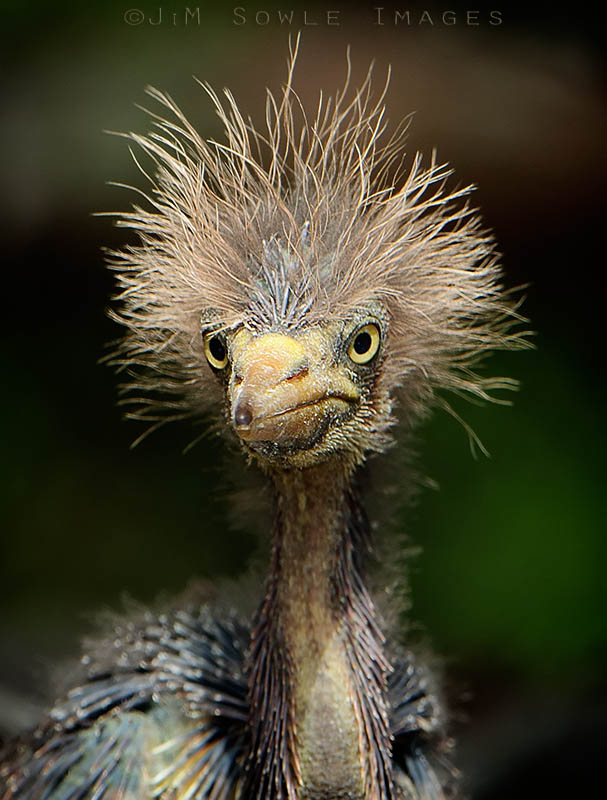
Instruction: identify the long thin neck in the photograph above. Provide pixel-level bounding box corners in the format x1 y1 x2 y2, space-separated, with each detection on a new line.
245 461 393 800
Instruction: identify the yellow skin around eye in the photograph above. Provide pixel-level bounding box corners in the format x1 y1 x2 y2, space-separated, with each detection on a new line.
347 324 381 365
204 333 229 370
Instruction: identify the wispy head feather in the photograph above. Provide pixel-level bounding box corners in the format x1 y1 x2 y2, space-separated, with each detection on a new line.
106 37 527 445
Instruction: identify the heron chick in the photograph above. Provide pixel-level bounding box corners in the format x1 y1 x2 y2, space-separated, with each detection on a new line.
1 41 524 800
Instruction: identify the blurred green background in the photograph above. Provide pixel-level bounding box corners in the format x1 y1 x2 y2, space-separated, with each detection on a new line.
1 2 604 796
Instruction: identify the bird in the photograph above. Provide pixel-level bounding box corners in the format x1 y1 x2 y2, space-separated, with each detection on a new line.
1 40 524 800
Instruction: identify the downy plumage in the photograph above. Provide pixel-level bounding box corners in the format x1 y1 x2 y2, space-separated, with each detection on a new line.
1 38 526 800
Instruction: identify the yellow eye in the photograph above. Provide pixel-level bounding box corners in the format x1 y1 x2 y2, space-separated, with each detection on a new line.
203 332 229 370
347 323 381 365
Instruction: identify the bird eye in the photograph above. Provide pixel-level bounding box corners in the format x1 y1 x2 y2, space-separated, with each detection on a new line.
203 332 229 370
347 323 381 365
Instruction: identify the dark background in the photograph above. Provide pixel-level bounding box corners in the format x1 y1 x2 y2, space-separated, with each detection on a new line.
1 2 604 796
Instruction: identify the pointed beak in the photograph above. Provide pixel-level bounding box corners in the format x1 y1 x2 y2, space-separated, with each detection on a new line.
228 332 359 447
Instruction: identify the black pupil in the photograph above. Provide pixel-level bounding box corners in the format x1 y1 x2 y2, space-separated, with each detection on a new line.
354 331 372 355
209 336 226 363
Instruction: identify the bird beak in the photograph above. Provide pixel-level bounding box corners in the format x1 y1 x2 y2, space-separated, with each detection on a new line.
228 331 359 447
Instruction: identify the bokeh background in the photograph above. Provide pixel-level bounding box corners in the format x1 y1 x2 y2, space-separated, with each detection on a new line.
1 2 604 796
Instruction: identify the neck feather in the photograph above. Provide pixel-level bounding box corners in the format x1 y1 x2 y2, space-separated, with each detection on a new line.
245 460 393 800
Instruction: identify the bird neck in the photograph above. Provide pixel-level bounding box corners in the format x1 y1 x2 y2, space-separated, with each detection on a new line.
246 460 393 800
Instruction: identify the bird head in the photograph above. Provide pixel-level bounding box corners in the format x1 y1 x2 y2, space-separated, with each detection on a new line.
201 292 392 469
108 42 524 470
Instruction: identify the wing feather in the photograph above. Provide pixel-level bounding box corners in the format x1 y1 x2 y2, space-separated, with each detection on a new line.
389 653 459 799
1 608 248 800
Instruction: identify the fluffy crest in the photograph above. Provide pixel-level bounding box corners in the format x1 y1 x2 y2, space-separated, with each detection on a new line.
106 39 525 443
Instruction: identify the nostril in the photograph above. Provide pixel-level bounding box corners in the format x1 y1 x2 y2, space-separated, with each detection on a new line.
234 403 253 428
284 367 309 383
